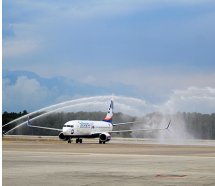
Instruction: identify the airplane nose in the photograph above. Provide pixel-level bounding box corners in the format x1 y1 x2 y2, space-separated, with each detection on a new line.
63 127 70 135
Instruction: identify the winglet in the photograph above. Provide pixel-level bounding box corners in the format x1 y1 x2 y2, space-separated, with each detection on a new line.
27 116 31 127
165 120 171 130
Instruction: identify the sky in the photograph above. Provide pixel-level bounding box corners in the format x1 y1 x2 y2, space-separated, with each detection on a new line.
2 0 215 113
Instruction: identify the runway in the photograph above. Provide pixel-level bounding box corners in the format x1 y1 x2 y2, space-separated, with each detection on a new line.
3 136 215 186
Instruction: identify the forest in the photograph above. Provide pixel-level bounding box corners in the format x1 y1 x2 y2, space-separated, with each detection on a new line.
2 111 215 139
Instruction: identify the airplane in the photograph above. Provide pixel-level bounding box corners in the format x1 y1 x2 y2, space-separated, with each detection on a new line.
27 99 171 144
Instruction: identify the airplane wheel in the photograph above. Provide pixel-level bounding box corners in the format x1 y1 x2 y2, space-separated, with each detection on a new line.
99 140 102 144
80 139 83 143
103 141 106 144
68 139 72 143
76 139 79 143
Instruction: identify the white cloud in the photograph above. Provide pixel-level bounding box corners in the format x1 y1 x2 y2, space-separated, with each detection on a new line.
3 39 40 58
81 75 97 84
3 76 50 111
162 87 215 113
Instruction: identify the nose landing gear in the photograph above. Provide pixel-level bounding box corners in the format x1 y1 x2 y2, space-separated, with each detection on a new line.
68 138 72 143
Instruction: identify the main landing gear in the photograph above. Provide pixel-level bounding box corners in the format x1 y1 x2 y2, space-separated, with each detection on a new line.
99 140 106 144
67 138 83 144
76 138 83 144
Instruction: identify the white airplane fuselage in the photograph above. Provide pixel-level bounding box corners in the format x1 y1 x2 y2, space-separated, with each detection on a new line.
61 120 113 138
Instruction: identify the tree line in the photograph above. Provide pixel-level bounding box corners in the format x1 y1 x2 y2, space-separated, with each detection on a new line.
2 111 215 139
2 110 28 124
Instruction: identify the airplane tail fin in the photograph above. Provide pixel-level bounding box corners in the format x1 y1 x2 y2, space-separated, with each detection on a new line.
103 99 114 123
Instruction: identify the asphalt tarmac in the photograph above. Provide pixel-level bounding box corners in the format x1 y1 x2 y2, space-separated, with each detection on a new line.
3 136 215 186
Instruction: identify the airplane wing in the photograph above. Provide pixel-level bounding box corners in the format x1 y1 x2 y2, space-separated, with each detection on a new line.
27 118 62 132
113 120 145 126
110 120 171 133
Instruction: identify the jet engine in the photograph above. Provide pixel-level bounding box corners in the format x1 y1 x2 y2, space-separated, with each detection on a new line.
99 132 111 142
58 132 68 141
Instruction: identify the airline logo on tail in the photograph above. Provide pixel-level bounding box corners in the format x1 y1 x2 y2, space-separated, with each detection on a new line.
103 100 114 123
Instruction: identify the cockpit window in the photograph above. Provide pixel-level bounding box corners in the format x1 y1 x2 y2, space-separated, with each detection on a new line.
64 125 74 128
